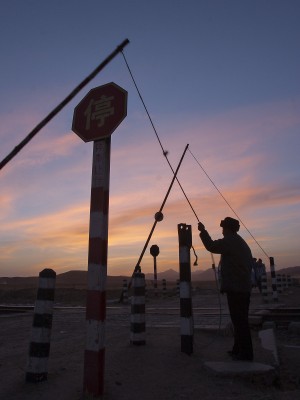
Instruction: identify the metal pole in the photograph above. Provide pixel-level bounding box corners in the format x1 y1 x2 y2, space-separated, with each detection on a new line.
153 257 158 295
83 138 111 397
150 245 159 296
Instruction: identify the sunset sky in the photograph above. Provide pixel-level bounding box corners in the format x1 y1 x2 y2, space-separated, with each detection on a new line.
1 0 299 277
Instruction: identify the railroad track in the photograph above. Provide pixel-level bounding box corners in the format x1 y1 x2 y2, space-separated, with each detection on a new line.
1 304 299 329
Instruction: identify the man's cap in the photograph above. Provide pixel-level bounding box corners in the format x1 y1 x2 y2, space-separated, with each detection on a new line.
220 217 240 232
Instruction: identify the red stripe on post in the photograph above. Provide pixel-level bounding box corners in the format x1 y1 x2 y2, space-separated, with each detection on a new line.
86 290 106 321
90 187 109 213
88 238 108 265
83 349 105 396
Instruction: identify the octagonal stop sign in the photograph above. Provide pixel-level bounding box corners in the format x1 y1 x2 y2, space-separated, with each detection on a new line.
72 82 127 142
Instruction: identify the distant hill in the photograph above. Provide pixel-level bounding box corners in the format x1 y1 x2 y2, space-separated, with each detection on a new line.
145 269 179 281
1 265 299 287
0 270 129 289
273 266 300 277
145 268 216 281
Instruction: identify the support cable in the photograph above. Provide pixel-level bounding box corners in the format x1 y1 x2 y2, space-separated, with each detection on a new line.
0 39 130 171
188 147 270 259
121 51 200 223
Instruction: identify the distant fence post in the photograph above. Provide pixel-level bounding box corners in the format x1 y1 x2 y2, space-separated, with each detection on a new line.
130 272 146 345
122 279 128 303
277 273 282 294
283 274 288 290
162 278 167 298
26 268 56 382
270 257 278 302
261 272 268 303
178 223 193 355
150 245 159 297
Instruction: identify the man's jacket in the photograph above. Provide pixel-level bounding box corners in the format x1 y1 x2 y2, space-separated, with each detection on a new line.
200 230 253 293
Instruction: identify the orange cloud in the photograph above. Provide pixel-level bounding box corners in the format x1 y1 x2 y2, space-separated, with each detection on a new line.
1 98 300 276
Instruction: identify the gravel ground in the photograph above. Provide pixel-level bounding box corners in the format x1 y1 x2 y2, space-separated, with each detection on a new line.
0 286 299 399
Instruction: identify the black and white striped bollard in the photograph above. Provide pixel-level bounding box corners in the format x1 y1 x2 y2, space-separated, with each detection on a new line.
26 268 56 382
130 272 146 345
178 223 193 355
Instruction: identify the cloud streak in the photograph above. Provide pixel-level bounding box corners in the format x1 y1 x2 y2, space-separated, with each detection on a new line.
1 98 300 276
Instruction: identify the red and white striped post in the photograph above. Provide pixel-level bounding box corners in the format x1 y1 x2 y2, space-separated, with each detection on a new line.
72 82 127 397
83 138 111 396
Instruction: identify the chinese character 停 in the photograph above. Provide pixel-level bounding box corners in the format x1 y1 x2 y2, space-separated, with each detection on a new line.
84 95 115 130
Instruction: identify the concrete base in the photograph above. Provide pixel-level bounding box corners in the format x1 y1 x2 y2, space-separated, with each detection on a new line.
204 361 275 376
259 328 279 365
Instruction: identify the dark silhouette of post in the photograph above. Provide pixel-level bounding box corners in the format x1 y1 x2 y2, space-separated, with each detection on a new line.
270 256 278 302
178 223 193 355
122 279 128 303
261 272 268 303
26 268 56 382
150 245 160 296
130 272 146 345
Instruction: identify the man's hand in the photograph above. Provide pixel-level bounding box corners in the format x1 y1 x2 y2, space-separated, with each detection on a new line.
198 222 205 232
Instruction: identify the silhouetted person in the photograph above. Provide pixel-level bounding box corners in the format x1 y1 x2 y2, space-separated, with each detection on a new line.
254 258 266 293
251 257 258 289
198 217 254 361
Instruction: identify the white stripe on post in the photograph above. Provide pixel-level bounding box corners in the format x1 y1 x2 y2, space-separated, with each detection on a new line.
180 281 191 298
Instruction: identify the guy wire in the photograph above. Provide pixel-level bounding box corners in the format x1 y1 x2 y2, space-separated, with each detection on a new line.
188 147 270 259
121 51 200 223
